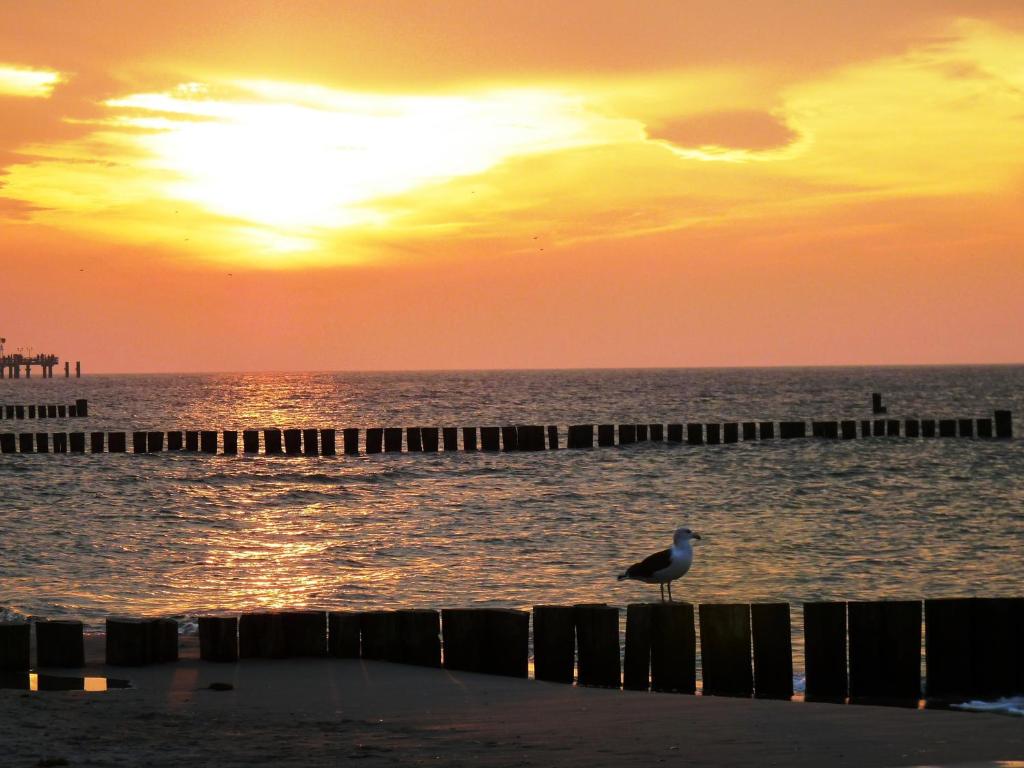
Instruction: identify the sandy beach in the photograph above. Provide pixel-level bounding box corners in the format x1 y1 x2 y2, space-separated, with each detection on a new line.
1 637 1020 768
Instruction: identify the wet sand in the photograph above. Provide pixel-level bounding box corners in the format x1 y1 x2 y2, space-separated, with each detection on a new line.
2 637 1022 767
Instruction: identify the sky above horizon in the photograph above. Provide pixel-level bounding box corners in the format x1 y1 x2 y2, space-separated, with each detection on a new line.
1 1 1022 372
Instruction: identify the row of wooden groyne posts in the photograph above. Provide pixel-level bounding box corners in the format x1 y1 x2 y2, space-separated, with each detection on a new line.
2 598 1021 703
0 399 89 420
0 410 1014 455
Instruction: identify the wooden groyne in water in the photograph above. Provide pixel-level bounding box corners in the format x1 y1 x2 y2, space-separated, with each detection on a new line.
0 409 1013 454
2 598 1021 704
0 399 89 420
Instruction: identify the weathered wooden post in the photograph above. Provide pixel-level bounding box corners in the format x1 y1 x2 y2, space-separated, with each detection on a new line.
958 419 974 438
75 399 88 417
885 419 900 437
840 420 857 439
57 405 66 418
282 611 327 657
35 432 49 453
687 424 703 445
221 431 238 455
976 418 993 438
52 433 67 453
742 422 757 441
921 419 936 438
147 431 164 453
108 431 127 453
547 425 560 449
47 405 57 418
573 604 620 688
0 433 15 453
597 424 615 447
69 405 77 418
699 603 752 696
804 601 847 700
18 433 34 453
484 609 529 677
185 430 199 451
264 429 283 455
872 393 886 414
636 424 648 441
243 430 259 454
284 428 302 455
89 432 104 453
327 612 360 658
970 597 1023 699
723 423 738 443
407 427 423 452
533 605 575 684
618 424 636 445
69 432 86 453
567 424 593 449
904 419 920 438
480 426 500 451
166 431 183 451
131 431 146 453
106 618 153 666
198 616 238 662
440 609 483 673
364 428 382 454
651 602 696 693
320 429 336 456
623 603 652 690
779 422 806 439
150 618 178 662
501 425 518 451
759 422 775 439
358 611 398 661
706 423 721 444
35 620 85 667
15 405 24 419
442 427 458 451
239 612 286 658
302 428 318 456
667 424 683 443
344 428 361 455
201 430 218 454
649 424 663 442
384 427 403 452
461 426 477 451
396 609 441 667
0 622 30 670
872 419 886 437
938 419 956 437
924 598 973 699
848 600 921 701
751 603 792 699
420 427 439 452
994 410 1013 438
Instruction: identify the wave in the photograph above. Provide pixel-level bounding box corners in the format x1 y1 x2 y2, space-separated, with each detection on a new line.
952 696 1024 717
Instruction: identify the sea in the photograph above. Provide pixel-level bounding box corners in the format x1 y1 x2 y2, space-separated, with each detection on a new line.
2 366 1022 687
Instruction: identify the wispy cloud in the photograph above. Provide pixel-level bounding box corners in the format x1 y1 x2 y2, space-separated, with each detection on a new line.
0 64 63 98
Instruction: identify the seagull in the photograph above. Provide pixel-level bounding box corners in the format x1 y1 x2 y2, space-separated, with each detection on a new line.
617 527 701 602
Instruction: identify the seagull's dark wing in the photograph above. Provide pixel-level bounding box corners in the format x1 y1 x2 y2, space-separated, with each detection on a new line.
625 548 672 579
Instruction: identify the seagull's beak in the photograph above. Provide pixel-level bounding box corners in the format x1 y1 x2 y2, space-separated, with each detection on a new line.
692 533 702 540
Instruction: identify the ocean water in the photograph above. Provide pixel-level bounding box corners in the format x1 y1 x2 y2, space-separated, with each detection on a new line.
1 366 1023 674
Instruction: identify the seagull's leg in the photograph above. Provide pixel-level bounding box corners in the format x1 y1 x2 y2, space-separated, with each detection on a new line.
667 581 673 602
659 583 665 602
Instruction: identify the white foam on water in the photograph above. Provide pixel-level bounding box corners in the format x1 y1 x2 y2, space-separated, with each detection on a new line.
0 606 29 623
951 696 1024 717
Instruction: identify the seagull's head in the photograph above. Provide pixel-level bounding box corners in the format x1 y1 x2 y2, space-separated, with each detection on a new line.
673 527 701 545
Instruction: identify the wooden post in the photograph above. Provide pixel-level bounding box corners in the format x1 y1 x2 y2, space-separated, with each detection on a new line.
198 616 238 662
441 609 486 672
282 611 327 657
57 405 67 418
723 423 738 443
166 431 182 451
848 600 921 701
68 405 77 418
75 398 88 417
938 419 956 437
904 419 920 438
567 425 593 448
651 602 696 694
35 620 85 667
804 601 846 700
994 410 1013 438
242 430 259 454
705 423 721 444
327 612 360 658
885 419 899 437
18 433 34 453
921 419 936 438
35 432 49 453
872 393 886 414
264 429 283 455
759 422 775 439
384 427 403 452
47 405 57 418
485 609 529 677
751 603 793 699
636 424 648 441
0 433 15 453
667 424 683 443
924 598 973 699
359 611 399 661
284 428 302 455
699 603 752 696
618 424 636 445
15 405 24 419
147 431 164 453
547 425 560 449
779 422 806 439
649 424 663 442
106 618 153 666
525 425 546 450
90 432 105 453
574 604 620 688
52 433 67 453
462 426 477 451
958 419 974 438
132 431 147 453
150 618 178 662
840 420 857 439
501 425 518 451
302 428 319 456
971 597 1023 699
407 427 423 452
976 418 993 438
686 424 703 445
0 622 30 670
872 419 886 437
623 603 652 690
442 427 458 451
397 609 441 667
597 424 615 447
69 432 85 453
239 612 286 658
742 422 757 441
185 430 199 451
533 605 575 684
200 430 218 453
364 428 382 453
344 428 361 455
320 428 336 456
480 426 500 451
420 427 439 452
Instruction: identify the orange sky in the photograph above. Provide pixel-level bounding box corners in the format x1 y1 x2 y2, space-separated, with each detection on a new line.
1 1 1022 372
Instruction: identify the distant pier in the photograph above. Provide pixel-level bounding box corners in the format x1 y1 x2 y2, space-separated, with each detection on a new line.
0 354 81 379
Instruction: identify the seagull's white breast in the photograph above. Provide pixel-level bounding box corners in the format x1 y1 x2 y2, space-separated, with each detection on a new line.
652 544 693 582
